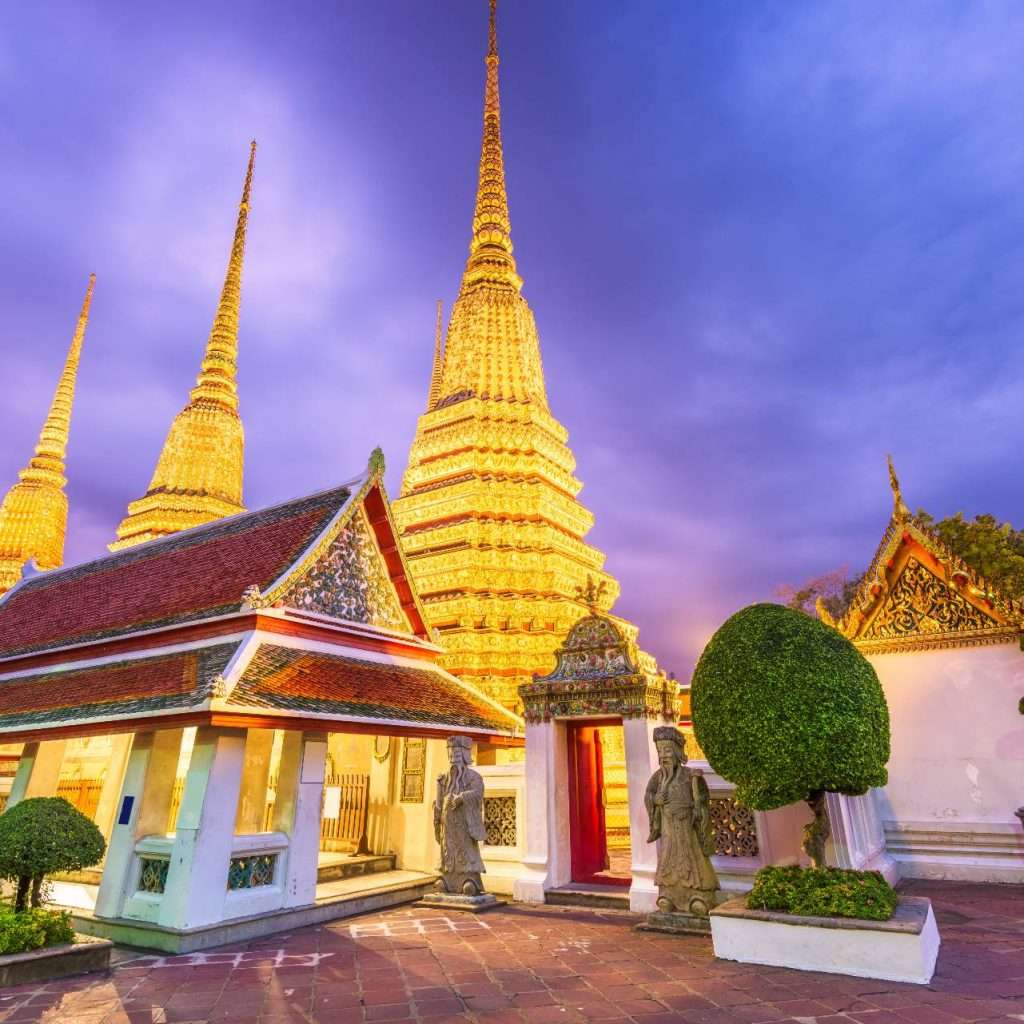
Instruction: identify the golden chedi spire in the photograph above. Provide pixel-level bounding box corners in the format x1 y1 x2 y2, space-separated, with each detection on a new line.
0 274 95 595
111 141 257 550
394 1 627 711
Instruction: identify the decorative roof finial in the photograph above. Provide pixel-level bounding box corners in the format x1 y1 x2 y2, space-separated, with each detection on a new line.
427 300 444 411
887 454 910 520
368 447 386 476
575 575 609 613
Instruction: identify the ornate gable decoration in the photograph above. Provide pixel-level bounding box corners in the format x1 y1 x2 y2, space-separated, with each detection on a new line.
824 458 1023 654
276 506 409 632
519 613 677 724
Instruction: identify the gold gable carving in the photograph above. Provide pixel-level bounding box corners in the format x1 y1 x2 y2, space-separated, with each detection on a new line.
862 557 997 641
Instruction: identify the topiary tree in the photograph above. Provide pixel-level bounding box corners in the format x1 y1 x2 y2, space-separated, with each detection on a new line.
0 797 105 910
691 603 890 868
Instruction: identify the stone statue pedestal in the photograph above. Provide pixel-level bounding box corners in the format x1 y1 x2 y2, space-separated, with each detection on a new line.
418 890 506 914
637 910 712 936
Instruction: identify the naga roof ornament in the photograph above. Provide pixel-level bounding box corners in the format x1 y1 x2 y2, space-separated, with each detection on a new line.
0 273 95 596
111 141 257 550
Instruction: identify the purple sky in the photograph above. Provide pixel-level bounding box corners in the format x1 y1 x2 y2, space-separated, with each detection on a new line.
2 1 1023 679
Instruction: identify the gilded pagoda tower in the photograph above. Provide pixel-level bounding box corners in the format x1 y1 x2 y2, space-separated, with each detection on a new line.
111 141 257 550
394 1 629 710
0 274 95 596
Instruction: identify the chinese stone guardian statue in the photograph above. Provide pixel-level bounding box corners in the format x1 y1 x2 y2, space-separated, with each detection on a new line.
422 735 503 912
642 726 720 932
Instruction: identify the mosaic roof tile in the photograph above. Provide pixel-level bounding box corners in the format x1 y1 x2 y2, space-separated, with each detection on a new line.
0 643 238 731
227 645 515 733
0 487 349 658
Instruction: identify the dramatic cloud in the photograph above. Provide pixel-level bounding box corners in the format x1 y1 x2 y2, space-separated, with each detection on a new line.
2 0 1023 677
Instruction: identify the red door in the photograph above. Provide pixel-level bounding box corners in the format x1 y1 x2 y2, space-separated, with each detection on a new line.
568 722 612 884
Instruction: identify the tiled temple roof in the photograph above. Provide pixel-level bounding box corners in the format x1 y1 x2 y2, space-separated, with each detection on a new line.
0 644 238 730
0 488 349 658
227 645 517 733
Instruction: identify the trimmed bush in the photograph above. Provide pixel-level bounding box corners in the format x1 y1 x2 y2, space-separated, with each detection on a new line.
747 865 898 921
0 798 105 911
0 906 75 955
691 603 890 866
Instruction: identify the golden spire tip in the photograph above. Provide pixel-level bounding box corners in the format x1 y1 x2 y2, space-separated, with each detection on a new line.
887 454 910 519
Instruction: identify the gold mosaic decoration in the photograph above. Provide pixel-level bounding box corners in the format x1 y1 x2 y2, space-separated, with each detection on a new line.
0 275 95 595
862 556 997 640
825 457 1023 653
111 143 257 550
280 506 408 631
393 1 629 710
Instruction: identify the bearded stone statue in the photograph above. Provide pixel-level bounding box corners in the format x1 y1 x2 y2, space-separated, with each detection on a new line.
644 725 720 923
433 734 486 895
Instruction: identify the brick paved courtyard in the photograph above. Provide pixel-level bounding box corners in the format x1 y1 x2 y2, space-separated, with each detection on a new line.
1 881 1022 1023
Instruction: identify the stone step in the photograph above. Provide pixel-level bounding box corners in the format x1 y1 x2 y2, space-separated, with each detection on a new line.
316 853 396 883
545 885 631 911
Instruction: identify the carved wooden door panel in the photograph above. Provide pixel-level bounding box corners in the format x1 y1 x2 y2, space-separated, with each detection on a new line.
568 723 609 883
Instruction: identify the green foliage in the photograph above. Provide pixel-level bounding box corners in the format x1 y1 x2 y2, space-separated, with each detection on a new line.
691 603 890 810
747 865 898 921
0 905 75 955
0 798 105 910
915 510 1024 599
776 565 864 620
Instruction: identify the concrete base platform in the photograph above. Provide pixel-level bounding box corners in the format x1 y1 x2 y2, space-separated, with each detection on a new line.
0 937 112 987
710 896 941 984
418 892 506 914
637 910 712 935
66 870 437 954
316 852 396 883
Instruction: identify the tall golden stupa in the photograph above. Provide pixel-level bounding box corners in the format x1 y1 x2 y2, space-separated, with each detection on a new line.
0 274 95 596
111 141 257 550
394 0 632 710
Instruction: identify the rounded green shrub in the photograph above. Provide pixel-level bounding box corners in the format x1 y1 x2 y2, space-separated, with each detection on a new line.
0 797 105 911
692 603 889 865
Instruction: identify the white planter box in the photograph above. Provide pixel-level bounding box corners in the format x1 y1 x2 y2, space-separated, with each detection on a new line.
710 896 940 984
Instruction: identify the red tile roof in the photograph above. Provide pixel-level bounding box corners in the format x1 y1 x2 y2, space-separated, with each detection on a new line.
228 645 516 734
0 644 238 731
0 488 349 658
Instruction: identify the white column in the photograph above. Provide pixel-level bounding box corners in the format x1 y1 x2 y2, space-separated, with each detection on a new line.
158 727 246 930
513 720 570 903
7 740 67 808
235 728 275 834
623 716 662 914
827 790 899 884
93 735 133 842
95 729 183 920
274 731 327 908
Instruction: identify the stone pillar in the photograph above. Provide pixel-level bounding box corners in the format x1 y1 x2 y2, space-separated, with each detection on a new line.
827 790 899 884
6 740 67 808
157 727 246 930
513 720 570 903
622 715 662 914
95 729 183 920
234 728 275 834
274 731 327 908
93 735 133 842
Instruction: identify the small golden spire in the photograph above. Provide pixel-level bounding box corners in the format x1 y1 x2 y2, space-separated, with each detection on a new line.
462 0 520 293
887 454 910 520
0 274 95 593
111 142 257 550
427 300 444 411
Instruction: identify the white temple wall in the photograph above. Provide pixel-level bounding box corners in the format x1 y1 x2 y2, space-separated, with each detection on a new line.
867 643 1024 882
477 761 527 896
388 737 445 873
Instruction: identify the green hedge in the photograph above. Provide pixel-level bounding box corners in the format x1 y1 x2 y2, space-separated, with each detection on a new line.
0 905 74 955
691 603 890 810
747 865 898 921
